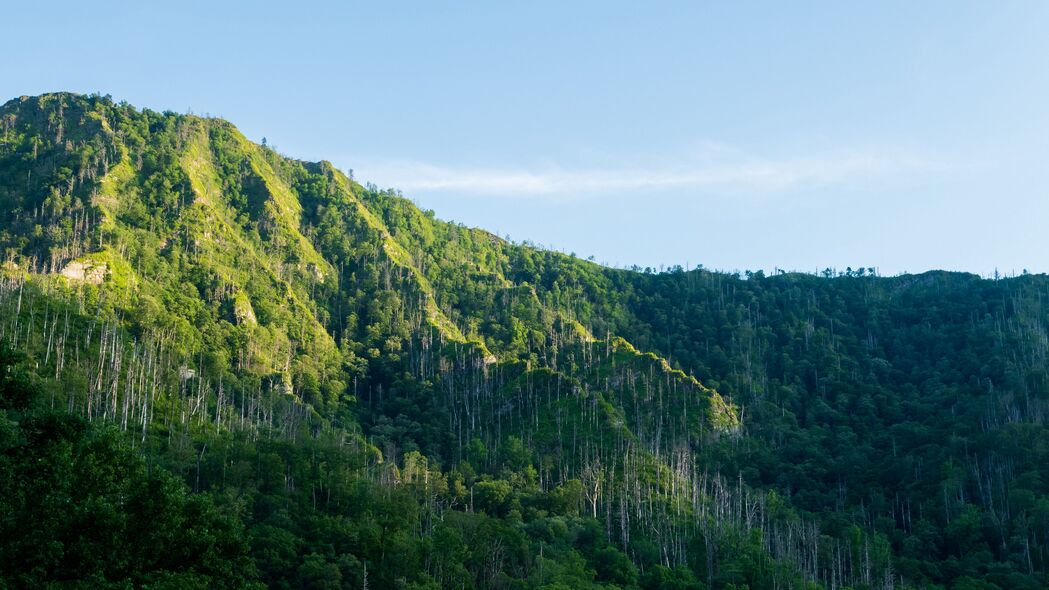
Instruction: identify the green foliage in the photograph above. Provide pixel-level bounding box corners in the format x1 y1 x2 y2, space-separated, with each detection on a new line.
0 353 257 588
2 93 1049 589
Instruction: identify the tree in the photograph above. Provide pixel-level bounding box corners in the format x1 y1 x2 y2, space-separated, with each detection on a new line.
580 459 603 519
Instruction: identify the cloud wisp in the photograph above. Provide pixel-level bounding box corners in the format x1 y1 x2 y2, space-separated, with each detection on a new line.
350 148 949 200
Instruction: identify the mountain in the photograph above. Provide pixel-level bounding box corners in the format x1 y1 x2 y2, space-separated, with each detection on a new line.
1 92 1047 590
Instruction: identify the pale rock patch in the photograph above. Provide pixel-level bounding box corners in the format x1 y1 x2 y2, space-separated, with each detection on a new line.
60 260 107 284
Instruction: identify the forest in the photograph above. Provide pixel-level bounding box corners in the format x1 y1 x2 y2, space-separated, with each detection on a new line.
1 92 1048 590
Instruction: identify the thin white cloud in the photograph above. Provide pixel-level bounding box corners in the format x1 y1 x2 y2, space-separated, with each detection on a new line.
348 148 951 200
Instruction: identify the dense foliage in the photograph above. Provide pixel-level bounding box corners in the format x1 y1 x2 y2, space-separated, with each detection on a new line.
1 92 1048 589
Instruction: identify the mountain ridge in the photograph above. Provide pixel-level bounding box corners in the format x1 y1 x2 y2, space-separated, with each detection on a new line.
2 92 1048 590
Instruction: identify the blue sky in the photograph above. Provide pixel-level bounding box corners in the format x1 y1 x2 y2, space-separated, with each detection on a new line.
4 1 1048 275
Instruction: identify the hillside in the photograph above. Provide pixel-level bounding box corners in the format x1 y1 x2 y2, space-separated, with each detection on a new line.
1 93 1048 590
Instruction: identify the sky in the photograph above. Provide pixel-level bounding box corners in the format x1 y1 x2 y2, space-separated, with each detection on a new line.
4 1 1048 276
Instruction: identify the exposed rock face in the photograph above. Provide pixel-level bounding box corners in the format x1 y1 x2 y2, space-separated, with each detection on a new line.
234 293 258 326
60 260 107 284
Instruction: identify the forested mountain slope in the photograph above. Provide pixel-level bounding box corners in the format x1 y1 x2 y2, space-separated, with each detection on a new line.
1 93 1046 590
